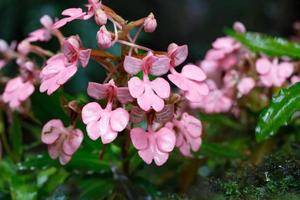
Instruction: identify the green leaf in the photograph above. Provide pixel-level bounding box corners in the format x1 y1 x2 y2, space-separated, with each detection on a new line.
78 178 114 200
198 142 244 159
67 150 111 172
225 28 300 58
31 91 67 124
9 113 23 160
255 83 300 142
38 168 69 195
10 174 37 200
199 113 244 130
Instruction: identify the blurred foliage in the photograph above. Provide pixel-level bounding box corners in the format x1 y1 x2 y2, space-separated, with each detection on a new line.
226 28 300 58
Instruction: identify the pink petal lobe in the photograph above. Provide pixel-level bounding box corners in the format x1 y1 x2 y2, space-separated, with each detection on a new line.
123 56 143 75
86 121 101 140
116 87 134 104
151 78 171 99
41 119 63 144
128 77 145 98
110 108 129 132
81 102 102 124
150 56 170 76
156 128 176 153
79 49 91 67
63 129 83 155
181 64 207 81
87 82 108 100
57 65 77 85
130 128 148 150
278 62 294 78
256 58 272 75
101 129 118 144
168 73 188 91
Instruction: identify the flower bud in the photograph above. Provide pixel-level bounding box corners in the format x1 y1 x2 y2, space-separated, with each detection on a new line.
0 39 8 52
233 21 246 33
143 13 157 33
97 26 113 48
95 9 107 26
40 15 53 29
17 40 31 55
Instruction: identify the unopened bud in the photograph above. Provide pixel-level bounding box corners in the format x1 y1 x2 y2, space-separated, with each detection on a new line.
40 15 53 29
17 40 31 55
144 13 157 33
233 21 246 33
97 26 113 48
95 9 107 26
0 39 8 52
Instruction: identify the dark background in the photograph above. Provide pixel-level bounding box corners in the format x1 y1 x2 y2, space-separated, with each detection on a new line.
0 0 299 92
0 0 299 59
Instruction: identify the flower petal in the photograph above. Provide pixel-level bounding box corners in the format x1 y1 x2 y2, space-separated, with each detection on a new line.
156 127 176 153
110 108 129 132
81 102 102 124
130 128 148 150
128 77 145 98
123 56 143 75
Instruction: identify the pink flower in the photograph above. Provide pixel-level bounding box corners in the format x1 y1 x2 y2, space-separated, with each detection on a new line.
128 76 170 112
130 126 176 166
83 0 108 25
172 113 202 157
199 60 221 82
167 43 188 67
63 36 91 67
143 13 157 33
28 15 54 42
97 26 113 48
81 102 129 143
2 77 34 109
190 80 232 113
41 119 83 165
124 52 171 112
87 80 133 104
256 58 294 87
168 64 209 103
237 77 255 96
40 54 77 95
205 37 241 70
124 52 170 76
53 8 86 29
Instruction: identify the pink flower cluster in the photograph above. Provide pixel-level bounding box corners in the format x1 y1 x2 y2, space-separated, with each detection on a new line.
193 23 295 114
0 2 298 167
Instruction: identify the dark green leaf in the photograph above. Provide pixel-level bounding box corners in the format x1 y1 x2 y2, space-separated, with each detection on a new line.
10 174 37 200
225 28 300 58
9 113 22 160
19 154 58 170
39 168 69 195
78 178 114 200
31 91 67 124
199 113 244 130
198 142 244 158
255 83 300 142
67 150 111 172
